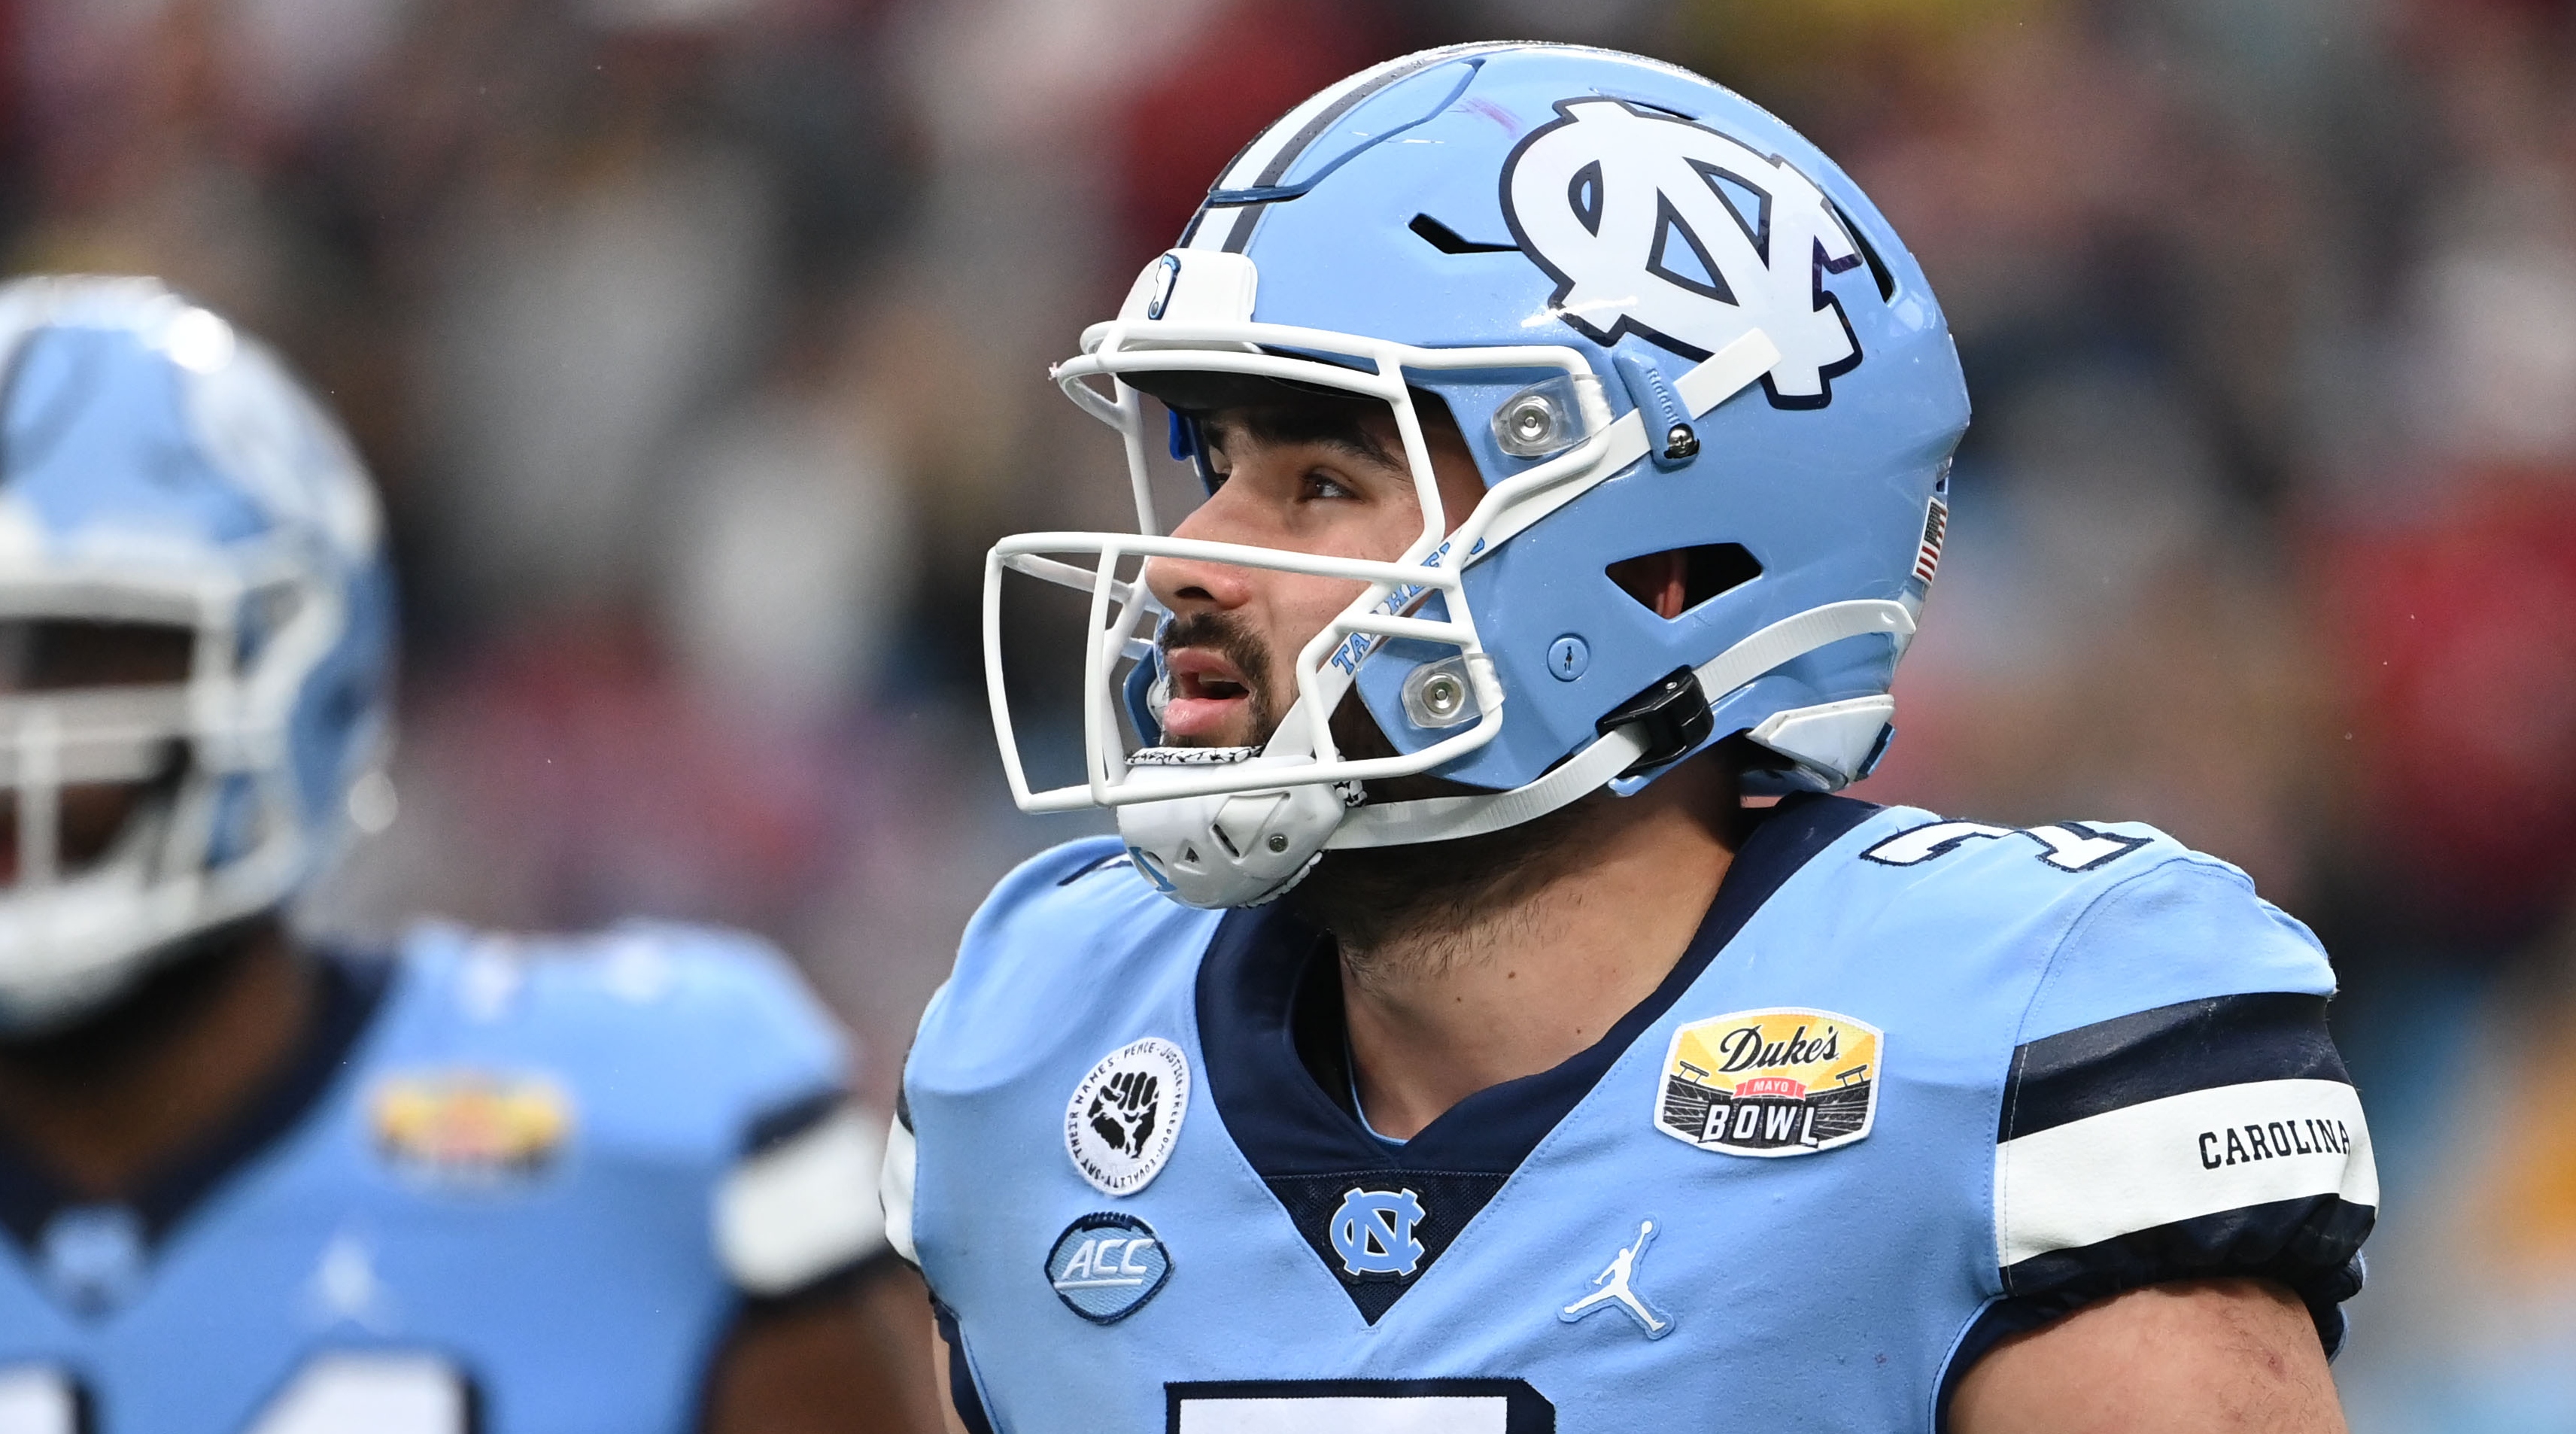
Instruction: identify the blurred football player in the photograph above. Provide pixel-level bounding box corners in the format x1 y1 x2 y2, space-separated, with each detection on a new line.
0 278 916 1433
898 44 2375 1434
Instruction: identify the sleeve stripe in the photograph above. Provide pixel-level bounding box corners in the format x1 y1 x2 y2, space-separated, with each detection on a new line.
1994 1077 2376 1267
2002 992 2344 1141
715 1103 889 1296
2000 1193 2374 1301
743 1086 845 1156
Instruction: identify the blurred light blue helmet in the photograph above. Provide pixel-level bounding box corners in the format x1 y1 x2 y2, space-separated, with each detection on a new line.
0 276 395 1030
985 44 1969 908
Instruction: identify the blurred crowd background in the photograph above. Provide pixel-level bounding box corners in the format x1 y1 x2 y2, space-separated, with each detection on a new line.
11 0 2574 1424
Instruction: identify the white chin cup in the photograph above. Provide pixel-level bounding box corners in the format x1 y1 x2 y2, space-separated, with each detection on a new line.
0 855 190 1034
1115 752 1358 909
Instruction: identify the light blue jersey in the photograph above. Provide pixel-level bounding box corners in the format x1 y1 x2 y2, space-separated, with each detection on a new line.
895 796 2376 1433
0 922 889 1433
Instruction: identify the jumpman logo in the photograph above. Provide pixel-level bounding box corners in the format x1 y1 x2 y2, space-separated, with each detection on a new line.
1558 1219 1675 1339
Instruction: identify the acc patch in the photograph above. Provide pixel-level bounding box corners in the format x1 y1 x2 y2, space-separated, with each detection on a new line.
372 1071 571 1183
1065 1038 1189 1196
1654 1008 1880 1157
1045 1212 1172 1324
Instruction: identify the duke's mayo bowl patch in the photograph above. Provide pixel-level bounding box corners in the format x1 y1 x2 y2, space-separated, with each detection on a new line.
372 1070 572 1182
1045 1211 1172 1323
1654 1008 1881 1157
1065 1038 1190 1196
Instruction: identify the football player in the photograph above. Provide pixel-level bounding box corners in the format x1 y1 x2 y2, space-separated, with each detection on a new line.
894 44 2375 1434
0 277 916 1432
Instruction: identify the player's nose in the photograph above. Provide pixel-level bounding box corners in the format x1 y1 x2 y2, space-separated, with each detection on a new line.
1142 538 1256 615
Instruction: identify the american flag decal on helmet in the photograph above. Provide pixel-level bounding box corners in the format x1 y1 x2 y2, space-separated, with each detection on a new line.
1914 496 1949 584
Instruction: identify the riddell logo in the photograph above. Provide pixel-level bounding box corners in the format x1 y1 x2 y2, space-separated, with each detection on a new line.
1654 1008 1881 1157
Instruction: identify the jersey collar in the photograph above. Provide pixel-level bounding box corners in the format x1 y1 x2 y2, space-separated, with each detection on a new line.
0 952 393 1287
1195 792 1881 1320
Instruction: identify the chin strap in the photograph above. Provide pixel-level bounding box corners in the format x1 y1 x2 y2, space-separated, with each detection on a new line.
1326 598 1914 851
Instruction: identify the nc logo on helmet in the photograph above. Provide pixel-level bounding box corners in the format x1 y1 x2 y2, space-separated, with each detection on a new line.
1502 98 1866 409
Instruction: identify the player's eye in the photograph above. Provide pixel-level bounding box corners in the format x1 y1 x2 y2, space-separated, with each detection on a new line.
1302 470 1356 501
0 619 193 694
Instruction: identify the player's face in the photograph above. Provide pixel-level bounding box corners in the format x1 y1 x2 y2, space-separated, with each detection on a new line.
0 621 190 883
1146 402 1486 749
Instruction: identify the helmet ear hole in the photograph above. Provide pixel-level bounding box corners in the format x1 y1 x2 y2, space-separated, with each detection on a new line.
1408 213 1520 255
1830 199 1898 302
1606 543 1762 619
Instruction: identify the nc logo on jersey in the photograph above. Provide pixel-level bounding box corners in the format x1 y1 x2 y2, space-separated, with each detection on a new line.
1329 1187 1426 1278
1065 1038 1190 1196
1502 97 1864 408
371 1070 571 1183
1045 1211 1172 1324
1654 1008 1881 1157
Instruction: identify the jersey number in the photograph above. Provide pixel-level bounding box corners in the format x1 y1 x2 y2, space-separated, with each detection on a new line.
1861 819 2147 872
1166 1380 1553 1434
0 1352 471 1434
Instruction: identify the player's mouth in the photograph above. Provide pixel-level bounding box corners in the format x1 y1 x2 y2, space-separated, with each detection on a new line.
1159 647 1262 744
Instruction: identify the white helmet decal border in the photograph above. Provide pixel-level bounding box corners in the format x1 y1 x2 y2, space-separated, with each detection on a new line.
1499 97 1869 410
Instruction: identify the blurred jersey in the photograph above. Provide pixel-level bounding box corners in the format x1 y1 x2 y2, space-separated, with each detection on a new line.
0 922 887 1433
896 796 2377 1433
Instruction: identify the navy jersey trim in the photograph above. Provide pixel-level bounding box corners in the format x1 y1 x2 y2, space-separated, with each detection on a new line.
0 949 392 1256
934 1299 999 1434
1201 791 1883 1180
741 1086 847 1157
2000 992 2349 1142
2000 1193 2370 1318
1196 792 1880 1319
1937 1202 2370 1434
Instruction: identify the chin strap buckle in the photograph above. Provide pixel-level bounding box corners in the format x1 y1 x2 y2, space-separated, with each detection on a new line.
1596 667 1714 777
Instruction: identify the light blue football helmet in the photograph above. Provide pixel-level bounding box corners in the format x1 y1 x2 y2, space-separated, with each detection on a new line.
0 277 395 1029
984 44 1969 908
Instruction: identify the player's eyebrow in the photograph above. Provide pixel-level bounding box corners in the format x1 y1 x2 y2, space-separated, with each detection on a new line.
1199 406 1402 472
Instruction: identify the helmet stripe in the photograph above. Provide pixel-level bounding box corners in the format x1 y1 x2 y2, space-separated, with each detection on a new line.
1185 42 1518 256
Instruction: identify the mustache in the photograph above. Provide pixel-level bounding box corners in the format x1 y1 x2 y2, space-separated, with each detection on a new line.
1156 612 1279 746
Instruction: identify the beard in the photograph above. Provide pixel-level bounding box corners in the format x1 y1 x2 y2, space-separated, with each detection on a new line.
1154 619 1624 975
1287 674 1616 982
1286 791 1612 986
1156 611 1281 749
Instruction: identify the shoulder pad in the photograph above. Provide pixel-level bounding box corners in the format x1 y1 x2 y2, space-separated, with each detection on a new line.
2015 847 2334 1044
396 919 849 1135
1850 807 2331 1020
951 837 1195 984
1858 810 2182 889
1974 842 2365 1340
913 836 1220 1084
